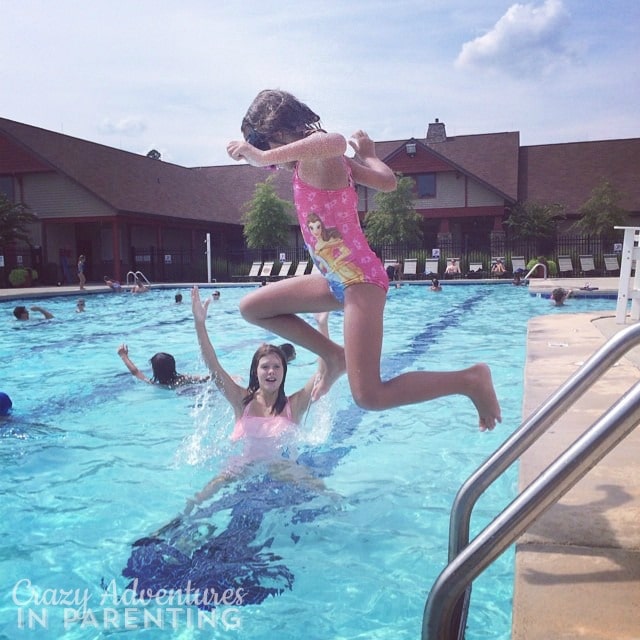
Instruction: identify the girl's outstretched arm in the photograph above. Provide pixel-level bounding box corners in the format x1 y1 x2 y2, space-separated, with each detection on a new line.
227 132 347 167
191 286 246 414
117 344 151 383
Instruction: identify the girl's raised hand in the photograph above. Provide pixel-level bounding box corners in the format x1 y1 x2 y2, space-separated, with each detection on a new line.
348 130 375 159
226 140 265 166
191 286 211 323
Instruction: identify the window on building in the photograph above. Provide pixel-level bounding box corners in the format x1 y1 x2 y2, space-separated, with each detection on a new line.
416 173 436 198
0 176 15 201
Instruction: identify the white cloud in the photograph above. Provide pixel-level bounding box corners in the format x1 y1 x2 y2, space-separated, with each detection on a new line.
98 117 147 137
455 0 572 76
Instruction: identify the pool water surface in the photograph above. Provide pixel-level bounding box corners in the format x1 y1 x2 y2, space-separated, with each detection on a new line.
0 285 617 639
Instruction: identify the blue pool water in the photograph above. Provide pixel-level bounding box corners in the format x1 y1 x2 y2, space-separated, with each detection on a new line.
0 285 618 639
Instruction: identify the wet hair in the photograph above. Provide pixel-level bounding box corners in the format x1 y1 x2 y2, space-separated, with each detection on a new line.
278 343 296 362
551 287 566 302
150 352 180 386
175 293 183 303
0 392 12 416
243 344 288 415
241 90 323 149
13 306 27 320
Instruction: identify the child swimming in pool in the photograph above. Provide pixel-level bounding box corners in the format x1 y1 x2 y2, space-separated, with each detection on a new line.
117 344 210 388
226 89 501 431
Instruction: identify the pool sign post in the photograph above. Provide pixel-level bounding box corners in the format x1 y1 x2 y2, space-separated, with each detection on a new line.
206 233 212 283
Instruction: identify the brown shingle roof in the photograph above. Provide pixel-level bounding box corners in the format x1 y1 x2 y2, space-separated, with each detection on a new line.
0 117 238 223
519 138 640 213
376 131 520 201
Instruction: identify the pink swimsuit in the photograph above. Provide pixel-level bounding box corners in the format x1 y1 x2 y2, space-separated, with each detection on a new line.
231 399 297 461
293 160 389 302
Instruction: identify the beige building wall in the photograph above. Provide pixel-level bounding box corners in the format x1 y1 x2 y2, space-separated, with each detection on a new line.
22 173 113 218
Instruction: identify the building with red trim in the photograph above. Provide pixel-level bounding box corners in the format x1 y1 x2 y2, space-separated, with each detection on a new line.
0 116 638 283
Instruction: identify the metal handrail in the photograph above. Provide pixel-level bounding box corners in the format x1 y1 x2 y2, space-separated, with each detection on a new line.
523 262 547 280
422 321 640 639
126 270 151 286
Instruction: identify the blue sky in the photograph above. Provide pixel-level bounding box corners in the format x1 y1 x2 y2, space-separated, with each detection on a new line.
2 0 638 167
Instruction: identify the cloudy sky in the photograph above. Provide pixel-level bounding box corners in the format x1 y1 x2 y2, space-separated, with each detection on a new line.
2 0 638 167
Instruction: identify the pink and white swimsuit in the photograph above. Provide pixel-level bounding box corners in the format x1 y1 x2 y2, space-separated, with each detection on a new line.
230 399 297 462
293 159 389 302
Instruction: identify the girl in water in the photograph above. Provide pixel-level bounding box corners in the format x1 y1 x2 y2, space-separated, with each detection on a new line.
185 286 322 508
227 89 500 431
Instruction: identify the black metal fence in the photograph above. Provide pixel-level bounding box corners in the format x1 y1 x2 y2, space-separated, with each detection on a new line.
0 233 625 287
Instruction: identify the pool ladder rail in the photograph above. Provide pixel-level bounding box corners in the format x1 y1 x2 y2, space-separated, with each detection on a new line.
422 321 640 640
125 270 152 287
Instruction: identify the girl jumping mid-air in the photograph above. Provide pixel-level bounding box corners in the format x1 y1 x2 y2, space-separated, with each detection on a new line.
227 89 501 431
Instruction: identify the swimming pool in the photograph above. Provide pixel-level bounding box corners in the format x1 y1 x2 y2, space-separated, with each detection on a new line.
0 285 618 639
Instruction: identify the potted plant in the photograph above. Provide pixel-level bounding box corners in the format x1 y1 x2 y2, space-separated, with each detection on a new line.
526 257 556 278
8 266 37 287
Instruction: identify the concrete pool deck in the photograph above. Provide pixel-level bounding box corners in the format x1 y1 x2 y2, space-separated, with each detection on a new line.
2 277 639 637
512 278 640 639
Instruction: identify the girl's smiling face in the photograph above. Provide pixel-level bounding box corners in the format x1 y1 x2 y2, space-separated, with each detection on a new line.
257 353 285 391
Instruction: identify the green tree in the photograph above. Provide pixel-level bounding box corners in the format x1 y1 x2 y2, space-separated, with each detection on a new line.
504 201 565 254
364 176 423 245
242 176 295 249
0 194 39 245
572 179 627 237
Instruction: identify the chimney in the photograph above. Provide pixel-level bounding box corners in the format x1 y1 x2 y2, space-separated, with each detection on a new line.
426 118 446 143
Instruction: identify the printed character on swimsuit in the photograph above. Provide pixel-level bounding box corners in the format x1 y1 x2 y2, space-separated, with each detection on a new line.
306 212 365 286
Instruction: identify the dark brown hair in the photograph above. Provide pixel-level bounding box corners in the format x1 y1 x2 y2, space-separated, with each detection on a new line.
241 90 323 147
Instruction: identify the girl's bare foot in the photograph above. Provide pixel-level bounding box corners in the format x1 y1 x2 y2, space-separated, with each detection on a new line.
466 363 502 431
312 351 346 400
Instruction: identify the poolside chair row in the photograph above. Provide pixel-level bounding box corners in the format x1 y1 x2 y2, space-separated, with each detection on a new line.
239 253 621 282
235 260 321 281
556 254 620 276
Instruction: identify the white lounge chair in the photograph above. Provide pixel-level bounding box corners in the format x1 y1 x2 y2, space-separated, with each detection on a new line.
274 261 292 279
403 258 418 279
234 261 262 281
424 258 439 277
557 256 574 275
293 261 309 276
259 261 274 278
603 254 620 274
579 255 597 276
511 256 527 274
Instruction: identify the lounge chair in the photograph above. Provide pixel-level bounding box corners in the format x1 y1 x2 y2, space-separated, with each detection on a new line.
310 263 321 274
293 261 309 276
491 257 507 277
510 256 527 275
557 256 574 276
259 261 274 278
234 261 262 281
579 255 597 276
603 254 620 274
384 259 400 280
402 258 418 279
424 258 439 277
273 261 292 279
467 261 484 278
444 258 462 278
